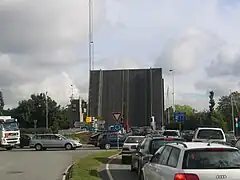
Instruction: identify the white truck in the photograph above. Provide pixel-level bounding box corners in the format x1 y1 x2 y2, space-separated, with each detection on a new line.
0 116 20 150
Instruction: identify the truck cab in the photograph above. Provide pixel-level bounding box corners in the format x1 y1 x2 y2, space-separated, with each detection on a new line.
0 116 20 150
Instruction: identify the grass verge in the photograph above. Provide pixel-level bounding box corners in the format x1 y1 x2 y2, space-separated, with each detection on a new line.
70 150 119 180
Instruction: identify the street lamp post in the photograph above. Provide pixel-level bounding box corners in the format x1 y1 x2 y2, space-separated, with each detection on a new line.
169 69 175 113
45 91 48 129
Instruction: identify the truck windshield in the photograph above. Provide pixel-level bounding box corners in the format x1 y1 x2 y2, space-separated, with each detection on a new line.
2 122 19 131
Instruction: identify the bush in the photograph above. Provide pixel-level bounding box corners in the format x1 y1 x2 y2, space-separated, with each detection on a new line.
20 128 52 134
64 132 92 144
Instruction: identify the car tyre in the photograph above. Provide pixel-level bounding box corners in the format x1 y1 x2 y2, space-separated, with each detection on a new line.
130 162 135 171
6 147 13 151
139 170 144 180
35 144 43 151
65 143 73 150
105 144 111 150
122 156 127 164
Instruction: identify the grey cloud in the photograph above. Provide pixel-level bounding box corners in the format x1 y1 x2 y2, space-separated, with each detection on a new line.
194 80 230 97
205 46 240 77
155 28 224 75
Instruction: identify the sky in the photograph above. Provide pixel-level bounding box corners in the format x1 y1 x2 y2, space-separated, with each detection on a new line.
1 0 240 110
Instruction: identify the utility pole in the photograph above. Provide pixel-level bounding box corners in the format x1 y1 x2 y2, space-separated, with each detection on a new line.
70 84 74 101
150 67 153 117
169 69 175 113
230 89 235 135
45 91 48 129
87 0 94 117
97 69 103 118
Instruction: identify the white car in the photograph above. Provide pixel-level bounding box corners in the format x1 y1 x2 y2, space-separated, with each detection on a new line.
192 127 226 142
141 142 240 180
121 136 145 164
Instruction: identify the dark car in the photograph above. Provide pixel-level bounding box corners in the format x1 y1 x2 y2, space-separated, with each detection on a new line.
88 133 101 146
181 130 194 142
98 133 126 149
20 134 32 148
131 136 185 177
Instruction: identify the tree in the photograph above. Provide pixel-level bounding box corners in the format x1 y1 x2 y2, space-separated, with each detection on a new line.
0 91 4 115
217 91 240 130
209 91 215 120
14 93 69 130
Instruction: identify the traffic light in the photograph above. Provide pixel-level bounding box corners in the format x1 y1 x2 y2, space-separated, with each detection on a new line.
235 118 238 128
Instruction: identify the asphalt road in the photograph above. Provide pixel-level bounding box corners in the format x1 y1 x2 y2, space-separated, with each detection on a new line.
106 156 138 180
0 147 101 180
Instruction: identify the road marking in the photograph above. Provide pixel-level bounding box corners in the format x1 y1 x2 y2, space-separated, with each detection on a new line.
106 154 120 180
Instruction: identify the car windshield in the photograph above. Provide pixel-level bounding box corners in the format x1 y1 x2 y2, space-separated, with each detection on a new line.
2 122 19 131
58 134 68 140
125 136 144 143
149 138 185 154
183 149 240 169
162 131 178 136
197 129 224 139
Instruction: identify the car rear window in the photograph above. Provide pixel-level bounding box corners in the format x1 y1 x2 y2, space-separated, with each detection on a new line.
149 138 185 154
163 131 178 136
197 129 224 139
183 148 240 169
125 136 144 143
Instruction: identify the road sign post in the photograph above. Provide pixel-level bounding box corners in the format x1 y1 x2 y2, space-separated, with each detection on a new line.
174 112 186 131
112 112 122 121
117 134 119 150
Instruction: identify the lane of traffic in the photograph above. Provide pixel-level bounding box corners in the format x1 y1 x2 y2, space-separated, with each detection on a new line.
0 148 102 180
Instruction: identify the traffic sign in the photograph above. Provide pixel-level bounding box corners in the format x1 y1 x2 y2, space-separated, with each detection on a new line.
114 124 122 131
74 121 81 128
112 112 122 121
86 116 92 123
174 112 186 123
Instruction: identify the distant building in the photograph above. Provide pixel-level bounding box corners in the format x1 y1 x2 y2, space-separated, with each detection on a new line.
70 97 86 127
88 68 165 128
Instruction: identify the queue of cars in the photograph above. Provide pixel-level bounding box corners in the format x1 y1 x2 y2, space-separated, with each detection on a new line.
121 127 240 180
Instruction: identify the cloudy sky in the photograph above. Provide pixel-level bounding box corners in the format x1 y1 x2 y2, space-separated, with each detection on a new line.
0 0 240 110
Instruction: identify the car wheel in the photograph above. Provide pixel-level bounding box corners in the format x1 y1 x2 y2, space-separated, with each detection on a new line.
105 144 111 150
122 156 126 164
139 170 144 180
130 162 135 171
137 161 141 176
6 147 13 151
65 143 73 150
35 144 43 151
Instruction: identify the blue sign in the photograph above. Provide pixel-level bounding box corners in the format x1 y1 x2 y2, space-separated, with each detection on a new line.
174 112 186 123
114 124 122 131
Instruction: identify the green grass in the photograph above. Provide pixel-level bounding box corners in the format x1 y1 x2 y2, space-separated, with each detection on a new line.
70 150 119 180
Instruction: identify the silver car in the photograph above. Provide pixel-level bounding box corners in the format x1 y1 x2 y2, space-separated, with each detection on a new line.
29 134 82 151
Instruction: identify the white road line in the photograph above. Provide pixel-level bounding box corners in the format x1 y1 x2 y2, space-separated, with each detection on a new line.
106 154 120 180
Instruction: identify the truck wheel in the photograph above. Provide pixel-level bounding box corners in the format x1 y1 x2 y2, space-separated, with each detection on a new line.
35 144 43 151
6 147 13 151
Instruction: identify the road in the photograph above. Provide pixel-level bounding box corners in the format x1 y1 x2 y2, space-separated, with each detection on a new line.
0 147 101 180
101 155 137 180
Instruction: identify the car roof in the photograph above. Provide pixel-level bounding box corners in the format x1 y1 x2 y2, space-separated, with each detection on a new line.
196 127 223 130
168 142 237 150
164 130 179 132
127 135 145 138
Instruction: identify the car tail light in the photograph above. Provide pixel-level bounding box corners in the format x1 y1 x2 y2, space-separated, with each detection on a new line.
174 173 199 180
164 138 174 140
